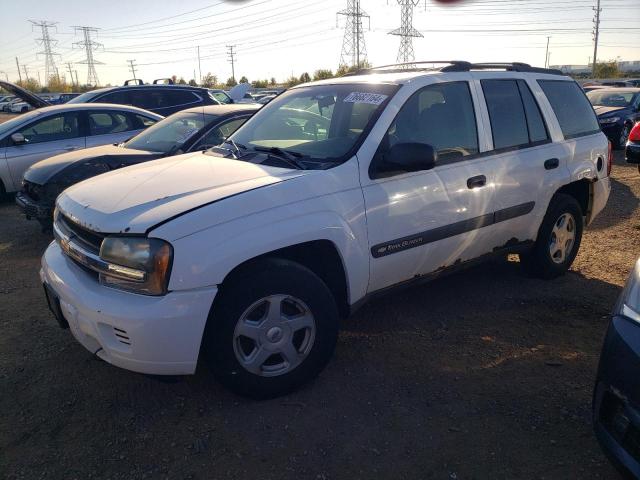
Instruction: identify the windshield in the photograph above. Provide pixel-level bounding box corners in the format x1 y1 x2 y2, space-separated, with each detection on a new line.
209 90 232 104
124 110 212 153
67 91 101 104
226 83 398 165
587 90 636 107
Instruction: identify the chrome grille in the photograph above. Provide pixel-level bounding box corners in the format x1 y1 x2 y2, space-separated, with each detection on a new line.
57 214 105 255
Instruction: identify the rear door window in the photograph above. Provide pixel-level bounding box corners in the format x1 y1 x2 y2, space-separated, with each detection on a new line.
88 111 134 136
481 80 530 150
97 90 131 106
538 80 600 139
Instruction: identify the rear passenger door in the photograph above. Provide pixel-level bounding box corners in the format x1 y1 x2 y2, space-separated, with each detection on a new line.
85 110 142 147
472 75 568 247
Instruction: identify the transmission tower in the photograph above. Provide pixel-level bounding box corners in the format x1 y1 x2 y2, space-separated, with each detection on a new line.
337 0 369 68
389 0 423 66
30 20 60 84
73 26 103 86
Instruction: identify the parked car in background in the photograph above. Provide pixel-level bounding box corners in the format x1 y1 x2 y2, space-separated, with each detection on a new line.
587 88 640 148
17 104 259 228
68 80 252 115
9 101 33 114
0 103 161 196
583 85 607 93
2 97 21 112
594 257 640 478
40 93 82 105
41 61 611 398
625 121 640 165
257 94 277 104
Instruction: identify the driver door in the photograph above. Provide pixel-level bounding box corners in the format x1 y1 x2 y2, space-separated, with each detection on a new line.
361 81 497 292
4 111 84 191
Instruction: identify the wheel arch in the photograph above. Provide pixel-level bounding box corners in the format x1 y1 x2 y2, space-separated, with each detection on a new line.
555 179 592 219
219 240 351 319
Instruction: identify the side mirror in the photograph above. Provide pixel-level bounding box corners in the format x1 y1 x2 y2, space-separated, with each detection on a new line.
377 142 437 175
11 133 27 145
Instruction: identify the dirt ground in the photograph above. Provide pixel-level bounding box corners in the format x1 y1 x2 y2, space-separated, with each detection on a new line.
1 132 637 478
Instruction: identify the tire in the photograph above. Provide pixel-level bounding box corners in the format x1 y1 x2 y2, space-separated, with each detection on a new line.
521 193 584 279
616 123 631 150
202 258 339 399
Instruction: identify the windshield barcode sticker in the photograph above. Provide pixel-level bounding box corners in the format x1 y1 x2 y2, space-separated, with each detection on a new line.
343 92 388 105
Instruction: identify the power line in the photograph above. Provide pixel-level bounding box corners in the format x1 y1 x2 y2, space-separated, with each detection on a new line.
73 26 103 86
337 0 369 67
389 1 424 66
30 20 60 84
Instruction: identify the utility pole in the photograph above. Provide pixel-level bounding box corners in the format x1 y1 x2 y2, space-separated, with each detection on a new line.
30 20 60 85
227 45 236 82
389 0 423 66
592 0 601 77
197 46 202 85
73 26 103 86
337 0 370 67
66 62 75 87
544 36 550 68
22 65 29 81
74 70 80 87
37 71 41 86
16 57 22 83
127 59 138 81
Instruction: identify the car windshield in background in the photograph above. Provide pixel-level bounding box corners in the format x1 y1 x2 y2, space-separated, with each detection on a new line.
123 110 211 153
226 83 398 164
66 91 100 104
587 90 635 107
208 90 232 104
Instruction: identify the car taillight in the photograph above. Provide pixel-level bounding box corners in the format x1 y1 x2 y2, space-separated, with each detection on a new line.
607 140 613 177
629 122 640 142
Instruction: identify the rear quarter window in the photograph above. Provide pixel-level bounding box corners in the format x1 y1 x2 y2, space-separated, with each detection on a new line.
538 80 600 139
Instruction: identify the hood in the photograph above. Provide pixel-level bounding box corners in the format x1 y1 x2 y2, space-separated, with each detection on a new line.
594 105 628 116
24 145 163 185
228 83 252 102
56 152 307 234
0 80 50 109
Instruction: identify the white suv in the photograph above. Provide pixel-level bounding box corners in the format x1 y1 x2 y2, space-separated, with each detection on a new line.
41 62 611 398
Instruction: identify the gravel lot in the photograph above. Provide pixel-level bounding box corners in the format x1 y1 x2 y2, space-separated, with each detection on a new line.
0 118 635 478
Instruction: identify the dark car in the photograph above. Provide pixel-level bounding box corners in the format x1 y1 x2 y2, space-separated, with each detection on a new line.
594 258 640 478
68 79 230 116
17 104 260 229
626 122 640 165
587 88 640 149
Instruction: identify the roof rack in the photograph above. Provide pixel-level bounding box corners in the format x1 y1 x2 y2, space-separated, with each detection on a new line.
152 78 175 85
124 79 144 86
345 61 563 76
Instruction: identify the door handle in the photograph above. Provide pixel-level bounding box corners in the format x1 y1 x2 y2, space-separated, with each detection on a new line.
544 158 560 170
467 175 486 189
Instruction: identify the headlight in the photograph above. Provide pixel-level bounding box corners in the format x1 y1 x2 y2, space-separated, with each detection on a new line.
99 236 173 296
599 116 620 125
616 259 640 323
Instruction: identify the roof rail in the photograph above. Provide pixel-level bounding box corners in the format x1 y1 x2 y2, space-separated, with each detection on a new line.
124 79 144 86
152 78 175 85
344 61 563 76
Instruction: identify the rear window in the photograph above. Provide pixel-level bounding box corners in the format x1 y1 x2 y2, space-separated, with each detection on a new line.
538 80 600 139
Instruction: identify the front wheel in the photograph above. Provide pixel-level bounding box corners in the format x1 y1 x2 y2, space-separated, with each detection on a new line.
521 193 584 279
202 258 339 399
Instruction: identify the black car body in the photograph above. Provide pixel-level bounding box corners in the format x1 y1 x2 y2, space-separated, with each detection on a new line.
626 122 640 165
17 104 260 228
67 80 235 116
594 258 640 478
587 88 640 149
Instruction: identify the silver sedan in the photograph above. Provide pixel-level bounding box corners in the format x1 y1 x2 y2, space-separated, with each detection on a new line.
0 103 162 194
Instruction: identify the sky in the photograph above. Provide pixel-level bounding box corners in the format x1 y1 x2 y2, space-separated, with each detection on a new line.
0 0 638 87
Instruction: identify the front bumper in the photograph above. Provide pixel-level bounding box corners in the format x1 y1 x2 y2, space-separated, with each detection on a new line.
40 241 218 375
627 141 640 164
594 315 640 478
15 191 52 220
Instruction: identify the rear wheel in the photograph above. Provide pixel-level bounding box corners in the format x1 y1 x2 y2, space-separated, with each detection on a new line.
202 258 339 399
521 194 583 279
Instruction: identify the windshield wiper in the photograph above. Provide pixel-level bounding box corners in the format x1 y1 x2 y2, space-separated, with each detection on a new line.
218 139 247 158
251 146 308 170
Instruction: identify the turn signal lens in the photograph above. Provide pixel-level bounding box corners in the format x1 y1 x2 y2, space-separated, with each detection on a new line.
629 123 640 143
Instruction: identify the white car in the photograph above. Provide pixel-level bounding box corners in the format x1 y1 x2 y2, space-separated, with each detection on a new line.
9 101 32 114
42 61 611 398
